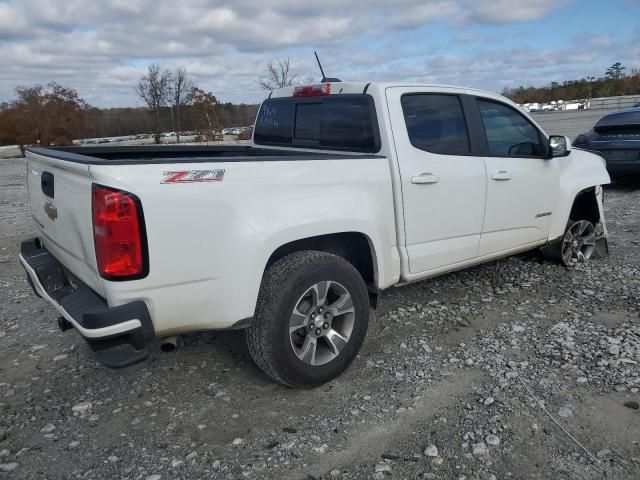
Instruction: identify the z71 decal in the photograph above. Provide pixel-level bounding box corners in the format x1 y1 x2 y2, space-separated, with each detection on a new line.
161 170 225 184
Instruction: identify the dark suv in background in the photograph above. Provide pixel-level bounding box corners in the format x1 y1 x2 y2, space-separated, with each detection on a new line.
573 107 640 179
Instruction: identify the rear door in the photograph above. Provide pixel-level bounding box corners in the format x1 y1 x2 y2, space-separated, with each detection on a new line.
26 150 104 295
387 88 487 273
472 97 558 256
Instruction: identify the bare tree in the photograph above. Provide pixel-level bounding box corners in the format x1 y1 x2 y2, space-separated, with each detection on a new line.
258 58 296 91
188 87 220 141
136 63 173 144
172 67 195 143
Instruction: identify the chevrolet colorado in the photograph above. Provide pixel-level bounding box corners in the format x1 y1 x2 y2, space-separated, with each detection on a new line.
20 82 610 387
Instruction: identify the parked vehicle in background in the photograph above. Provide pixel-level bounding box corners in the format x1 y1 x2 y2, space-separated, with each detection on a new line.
573 107 640 179
564 101 586 111
20 81 609 388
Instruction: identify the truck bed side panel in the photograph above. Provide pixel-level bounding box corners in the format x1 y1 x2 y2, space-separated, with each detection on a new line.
88 156 398 335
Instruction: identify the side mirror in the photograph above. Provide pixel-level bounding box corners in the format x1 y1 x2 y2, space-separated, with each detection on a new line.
548 135 571 158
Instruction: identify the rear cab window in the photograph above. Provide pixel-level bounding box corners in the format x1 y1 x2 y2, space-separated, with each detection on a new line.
254 95 380 153
401 94 470 155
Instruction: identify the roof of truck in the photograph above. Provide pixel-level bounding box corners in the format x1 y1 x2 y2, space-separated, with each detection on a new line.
269 81 506 101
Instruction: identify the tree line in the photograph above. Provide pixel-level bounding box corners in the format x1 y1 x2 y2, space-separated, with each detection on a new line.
0 63 260 149
3 60 639 150
502 62 640 104
0 57 300 150
81 103 258 141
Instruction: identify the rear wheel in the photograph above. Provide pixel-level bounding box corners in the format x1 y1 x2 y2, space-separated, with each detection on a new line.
246 251 369 388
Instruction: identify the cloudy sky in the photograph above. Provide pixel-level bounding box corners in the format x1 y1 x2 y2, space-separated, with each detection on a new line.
0 0 639 107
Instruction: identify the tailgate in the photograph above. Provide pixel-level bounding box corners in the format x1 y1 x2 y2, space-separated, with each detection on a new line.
26 150 104 297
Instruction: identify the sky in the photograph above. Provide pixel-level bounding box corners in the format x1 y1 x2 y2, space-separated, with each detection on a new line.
0 0 639 107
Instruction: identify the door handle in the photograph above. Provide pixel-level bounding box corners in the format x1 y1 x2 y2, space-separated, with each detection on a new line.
491 170 512 181
411 173 440 184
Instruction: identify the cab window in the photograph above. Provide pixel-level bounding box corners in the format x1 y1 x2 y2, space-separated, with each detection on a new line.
477 99 544 157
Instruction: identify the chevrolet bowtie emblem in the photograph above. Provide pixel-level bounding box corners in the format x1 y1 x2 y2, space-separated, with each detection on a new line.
44 201 58 221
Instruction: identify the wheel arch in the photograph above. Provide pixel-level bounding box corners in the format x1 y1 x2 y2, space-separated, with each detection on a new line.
548 185 603 241
568 187 601 225
264 232 380 307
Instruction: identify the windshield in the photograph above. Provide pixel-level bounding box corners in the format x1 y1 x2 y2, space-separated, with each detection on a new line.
253 95 380 153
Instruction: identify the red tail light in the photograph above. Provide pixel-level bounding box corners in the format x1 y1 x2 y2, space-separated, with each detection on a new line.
92 185 148 280
293 83 331 97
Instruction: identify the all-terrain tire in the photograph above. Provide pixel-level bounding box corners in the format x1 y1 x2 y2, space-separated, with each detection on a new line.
246 250 369 388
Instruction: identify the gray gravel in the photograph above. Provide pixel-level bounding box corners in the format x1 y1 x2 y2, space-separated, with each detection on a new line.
1 156 639 479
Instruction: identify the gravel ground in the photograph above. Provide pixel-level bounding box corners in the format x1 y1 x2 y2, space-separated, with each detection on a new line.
0 154 639 480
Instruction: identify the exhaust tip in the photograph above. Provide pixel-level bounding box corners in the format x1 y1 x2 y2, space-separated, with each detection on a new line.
160 336 177 353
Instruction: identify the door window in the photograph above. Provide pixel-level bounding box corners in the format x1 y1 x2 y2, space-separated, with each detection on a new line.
401 94 470 155
477 99 544 157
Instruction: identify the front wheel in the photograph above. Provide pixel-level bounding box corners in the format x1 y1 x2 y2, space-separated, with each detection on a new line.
543 219 596 267
246 251 369 388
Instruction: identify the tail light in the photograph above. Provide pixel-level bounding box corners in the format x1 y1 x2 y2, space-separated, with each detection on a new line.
92 184 148 280
293 83 331 97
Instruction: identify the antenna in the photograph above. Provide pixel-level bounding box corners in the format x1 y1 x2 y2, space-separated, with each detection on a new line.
314 51 326 82
314 51 341 83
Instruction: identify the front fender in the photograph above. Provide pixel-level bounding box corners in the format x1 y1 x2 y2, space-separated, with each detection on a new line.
548 148 610 240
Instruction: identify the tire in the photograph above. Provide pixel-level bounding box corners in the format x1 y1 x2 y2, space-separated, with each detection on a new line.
542 218 596 267
246 250 369 388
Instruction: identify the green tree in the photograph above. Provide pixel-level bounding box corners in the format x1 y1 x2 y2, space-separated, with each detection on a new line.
605 62 626 80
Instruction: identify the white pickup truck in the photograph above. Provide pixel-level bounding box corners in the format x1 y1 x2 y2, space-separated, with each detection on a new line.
20 82 610 387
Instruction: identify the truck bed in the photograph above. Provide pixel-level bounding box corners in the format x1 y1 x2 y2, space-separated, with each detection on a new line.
26 145 379 165
24 143 397 339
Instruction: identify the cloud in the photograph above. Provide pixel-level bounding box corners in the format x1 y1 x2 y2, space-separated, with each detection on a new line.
386 0 570 28
470 0 570 23
388 1 462 28
0 3 28 38
0 0 636 107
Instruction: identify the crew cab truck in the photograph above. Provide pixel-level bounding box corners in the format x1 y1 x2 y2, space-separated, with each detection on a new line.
20 82 610 387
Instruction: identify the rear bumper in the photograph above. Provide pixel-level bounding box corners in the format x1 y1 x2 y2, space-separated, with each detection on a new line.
19 238 155 368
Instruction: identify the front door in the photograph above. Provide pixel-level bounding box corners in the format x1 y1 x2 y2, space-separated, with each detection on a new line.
473 97 558 256
387 88 487 274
